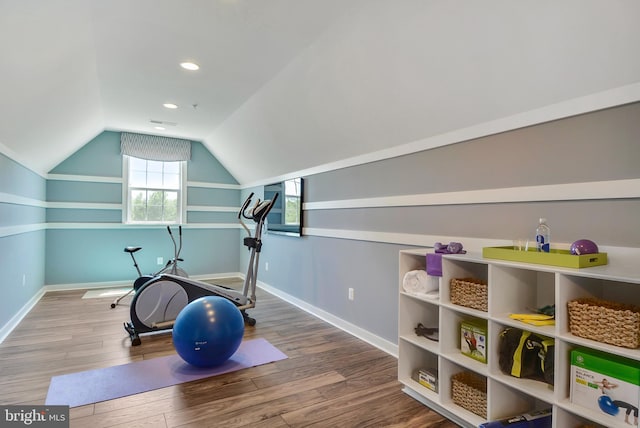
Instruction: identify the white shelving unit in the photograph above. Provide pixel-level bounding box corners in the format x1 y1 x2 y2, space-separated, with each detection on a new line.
398 248 640 428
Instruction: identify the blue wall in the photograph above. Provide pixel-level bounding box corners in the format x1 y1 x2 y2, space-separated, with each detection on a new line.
45 131 242 285
1 131 243 335
0 153 47 329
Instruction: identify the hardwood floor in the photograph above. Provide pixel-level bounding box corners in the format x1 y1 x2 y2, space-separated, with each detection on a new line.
0 281 458 427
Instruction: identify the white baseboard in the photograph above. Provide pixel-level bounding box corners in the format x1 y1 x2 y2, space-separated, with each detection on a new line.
42 271 243 292
257 280 399 358
0 288 46 344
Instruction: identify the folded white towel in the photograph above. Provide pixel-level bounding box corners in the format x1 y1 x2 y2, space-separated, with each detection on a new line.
402 269 438 295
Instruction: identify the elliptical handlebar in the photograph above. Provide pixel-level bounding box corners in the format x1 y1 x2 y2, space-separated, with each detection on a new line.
238 193 254 221
165 225 184 273
237 192 278 237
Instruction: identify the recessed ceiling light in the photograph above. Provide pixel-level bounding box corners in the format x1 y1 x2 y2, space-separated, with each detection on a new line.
163 103 178 109
154 126 166 130
180 62 200 71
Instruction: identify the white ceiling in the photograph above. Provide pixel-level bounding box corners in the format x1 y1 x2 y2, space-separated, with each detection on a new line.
1 1 639 185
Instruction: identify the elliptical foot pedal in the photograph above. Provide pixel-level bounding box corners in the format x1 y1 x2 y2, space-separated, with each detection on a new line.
124 322 142 346
242 311 256 327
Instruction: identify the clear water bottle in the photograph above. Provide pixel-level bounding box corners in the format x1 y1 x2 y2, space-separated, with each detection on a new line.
536 218 551 252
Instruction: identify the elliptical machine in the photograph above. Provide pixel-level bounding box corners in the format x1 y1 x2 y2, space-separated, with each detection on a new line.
111 226 188 309
123 192 277 346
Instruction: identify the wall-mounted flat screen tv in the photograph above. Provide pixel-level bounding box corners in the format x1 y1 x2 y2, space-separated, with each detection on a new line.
264 177 303 236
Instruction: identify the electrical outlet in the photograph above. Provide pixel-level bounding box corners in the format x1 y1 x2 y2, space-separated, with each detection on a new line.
265 262 269 271
22 274 26 286
348 288 354 301
157 257 163 265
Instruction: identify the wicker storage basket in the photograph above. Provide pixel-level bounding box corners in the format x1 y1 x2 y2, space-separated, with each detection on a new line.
567 298 640 349
451 371 487 418
450 278 488 312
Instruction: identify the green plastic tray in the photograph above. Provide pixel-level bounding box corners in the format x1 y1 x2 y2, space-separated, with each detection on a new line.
482 246 608 268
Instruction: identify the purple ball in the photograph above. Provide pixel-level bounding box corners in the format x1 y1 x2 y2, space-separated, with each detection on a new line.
570 239 599 255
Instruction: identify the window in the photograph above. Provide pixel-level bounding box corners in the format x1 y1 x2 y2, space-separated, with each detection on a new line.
284 177 302 225
123 156 186 223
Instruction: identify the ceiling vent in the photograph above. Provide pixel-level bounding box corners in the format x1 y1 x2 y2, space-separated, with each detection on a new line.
149 120 177 127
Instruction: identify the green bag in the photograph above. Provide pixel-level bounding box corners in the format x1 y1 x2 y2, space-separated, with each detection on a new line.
498 327 554 385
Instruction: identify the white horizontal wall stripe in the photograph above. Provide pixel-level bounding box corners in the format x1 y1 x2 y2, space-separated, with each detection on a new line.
304 179 640 211
46 174 122 183
242 83 640 189
47 202 123 210
303 227 510 252
0 223 47 238
45 175 241 190
0 192 47 208
187 205 239 213
45 223 243 230
187 181 241 190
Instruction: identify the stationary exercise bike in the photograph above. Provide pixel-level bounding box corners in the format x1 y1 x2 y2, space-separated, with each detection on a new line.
123 192 277 346
110 226 188 309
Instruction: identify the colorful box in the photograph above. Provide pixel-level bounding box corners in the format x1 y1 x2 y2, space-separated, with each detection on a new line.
413 367 438 392
570 348 640 426
461 319 488 363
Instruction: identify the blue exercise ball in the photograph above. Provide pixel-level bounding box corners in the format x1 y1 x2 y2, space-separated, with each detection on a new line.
598 395 619 416
172 296 245 367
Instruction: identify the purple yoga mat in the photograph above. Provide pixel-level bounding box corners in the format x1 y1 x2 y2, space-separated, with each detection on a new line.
45 338 287 407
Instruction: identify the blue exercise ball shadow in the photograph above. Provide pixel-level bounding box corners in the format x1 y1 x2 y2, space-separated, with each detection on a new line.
172 296 245 368
598 395 620 416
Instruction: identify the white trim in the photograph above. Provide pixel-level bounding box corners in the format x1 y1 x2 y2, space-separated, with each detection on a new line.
241 83 640 189
122 156 130 224
180 161 188 224
41 175 238 191
121 157 188 224
46 174 122 183
185 223 243 229
42 271 243 292
303 228 509 252
257 280 398 357
0 222 242 236
0 223 47 238
304 179 640 211
187 205 239 212
187 181 241 190
47 202 122 210
45 222 243 230
0 288 46 344
0 192 47 208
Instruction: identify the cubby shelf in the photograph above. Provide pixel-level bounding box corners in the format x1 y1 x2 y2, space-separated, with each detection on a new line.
398 248 640 428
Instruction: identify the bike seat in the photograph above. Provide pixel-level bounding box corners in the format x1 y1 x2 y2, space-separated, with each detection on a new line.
124 247 142 253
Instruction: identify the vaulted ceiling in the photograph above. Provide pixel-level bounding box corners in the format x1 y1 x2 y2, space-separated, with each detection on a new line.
1 1 639 185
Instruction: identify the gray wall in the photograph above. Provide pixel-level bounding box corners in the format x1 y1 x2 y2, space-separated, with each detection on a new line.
257 103 640 344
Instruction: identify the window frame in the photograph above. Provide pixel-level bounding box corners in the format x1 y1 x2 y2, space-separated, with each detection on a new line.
122 155 187 224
